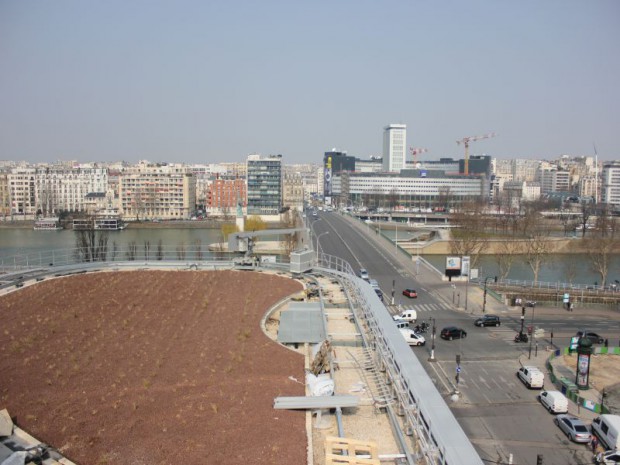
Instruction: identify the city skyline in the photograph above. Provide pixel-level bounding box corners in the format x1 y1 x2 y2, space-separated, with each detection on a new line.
1 1 619 164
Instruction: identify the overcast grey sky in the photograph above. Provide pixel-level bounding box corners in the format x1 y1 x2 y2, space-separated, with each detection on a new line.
1 1 618 164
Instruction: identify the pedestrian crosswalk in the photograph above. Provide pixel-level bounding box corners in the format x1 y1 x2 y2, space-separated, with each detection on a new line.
387 303 448 315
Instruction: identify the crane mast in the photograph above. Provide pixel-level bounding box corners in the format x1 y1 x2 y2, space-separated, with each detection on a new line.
456 132 496 175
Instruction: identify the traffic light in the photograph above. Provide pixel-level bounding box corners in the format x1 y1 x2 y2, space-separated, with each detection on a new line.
536 454 543 465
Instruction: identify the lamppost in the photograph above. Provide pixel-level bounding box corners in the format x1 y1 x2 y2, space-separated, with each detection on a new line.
316 231 329 263
528 301 537 359
482 276 497 314
452 284 456 304
429 317 436 362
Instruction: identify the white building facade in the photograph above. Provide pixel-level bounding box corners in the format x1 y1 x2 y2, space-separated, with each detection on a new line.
382 124 407 172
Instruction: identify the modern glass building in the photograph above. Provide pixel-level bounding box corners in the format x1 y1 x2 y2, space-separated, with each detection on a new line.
246 154 282 216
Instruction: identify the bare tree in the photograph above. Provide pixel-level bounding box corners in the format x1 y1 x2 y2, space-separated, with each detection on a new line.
143 240 151 260
156 239 164 260
176 242 187 260
194 239 204 260
74 217 109 262
587 235 619 288
563 259 578 285
449 200 489 269
578 200 594 238
111 241 119 261
126 241 138 260
523 219 553 283
493 240 522 280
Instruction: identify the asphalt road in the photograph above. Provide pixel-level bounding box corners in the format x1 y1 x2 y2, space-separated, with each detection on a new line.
311 210 617 465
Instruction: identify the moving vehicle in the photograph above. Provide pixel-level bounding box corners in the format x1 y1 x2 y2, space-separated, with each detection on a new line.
595 449 620 464
474 314 501 327
553 414 592 443
359 269 369 281
399 328 426 346
591 414 620 450
576 331 605 344
393 309 417 323
538 390 568 413
517 366 544 389
440 327 466 340
402 288 418 298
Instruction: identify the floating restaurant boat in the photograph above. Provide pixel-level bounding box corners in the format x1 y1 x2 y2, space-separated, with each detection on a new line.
33 217 63 230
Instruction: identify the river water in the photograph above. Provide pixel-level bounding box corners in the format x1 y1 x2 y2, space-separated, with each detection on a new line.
0 227 223 260
1 227 619 287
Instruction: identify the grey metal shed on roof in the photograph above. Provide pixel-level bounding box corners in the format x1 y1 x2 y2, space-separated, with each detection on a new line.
277 302 325 343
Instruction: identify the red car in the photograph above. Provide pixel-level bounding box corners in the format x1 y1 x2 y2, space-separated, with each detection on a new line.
402 288 418 298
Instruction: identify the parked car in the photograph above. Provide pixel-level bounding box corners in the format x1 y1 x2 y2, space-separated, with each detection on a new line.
440 327 467 340
374 288 383 300
517 366 544 389
595 449 620 464
538 390 568 413
359 269 369 281
402 288 418 298
576 331 605 344
553 414 592 443
474 314 501 327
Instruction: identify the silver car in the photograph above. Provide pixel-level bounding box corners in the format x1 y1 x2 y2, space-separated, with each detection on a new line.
554 414 591 443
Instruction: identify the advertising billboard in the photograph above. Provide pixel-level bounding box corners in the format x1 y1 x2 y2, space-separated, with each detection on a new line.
446 256 461 270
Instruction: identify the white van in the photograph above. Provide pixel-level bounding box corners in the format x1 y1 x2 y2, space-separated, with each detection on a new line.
393 310 417 323
399 328 425 346
517 366 545 389
538 390 568 413
591 414 620 451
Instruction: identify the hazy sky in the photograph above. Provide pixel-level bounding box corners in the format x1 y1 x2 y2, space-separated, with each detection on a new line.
1 1 619 165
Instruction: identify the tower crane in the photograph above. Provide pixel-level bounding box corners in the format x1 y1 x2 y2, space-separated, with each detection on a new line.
456 132 496 175
409 147 428 167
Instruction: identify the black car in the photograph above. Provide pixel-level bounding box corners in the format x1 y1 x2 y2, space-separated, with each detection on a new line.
474 315 501 327
440 326 467 340
576 331 605 344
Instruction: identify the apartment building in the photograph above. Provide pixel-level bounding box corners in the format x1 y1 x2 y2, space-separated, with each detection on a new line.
601 161 620 207
7 168 37 216
282 172 304 211
119 163 196 220
246 154 282 217
207 176 246 216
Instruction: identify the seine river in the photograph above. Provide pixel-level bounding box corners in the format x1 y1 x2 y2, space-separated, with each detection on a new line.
1 227 619 287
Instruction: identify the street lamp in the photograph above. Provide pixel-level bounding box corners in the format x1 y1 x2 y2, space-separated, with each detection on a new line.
316 231 329 263
429 317 437 362
451 284 456 304
528 301 537 359
482 276 497 313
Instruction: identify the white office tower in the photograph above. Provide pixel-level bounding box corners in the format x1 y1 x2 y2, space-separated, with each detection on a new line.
382 124 407 172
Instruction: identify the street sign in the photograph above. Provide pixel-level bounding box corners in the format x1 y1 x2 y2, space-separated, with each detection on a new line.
456 366 462 374
563 293 570 303
470 268 479 279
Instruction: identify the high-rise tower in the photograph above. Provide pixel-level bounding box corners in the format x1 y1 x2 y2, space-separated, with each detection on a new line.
382 124 407 172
